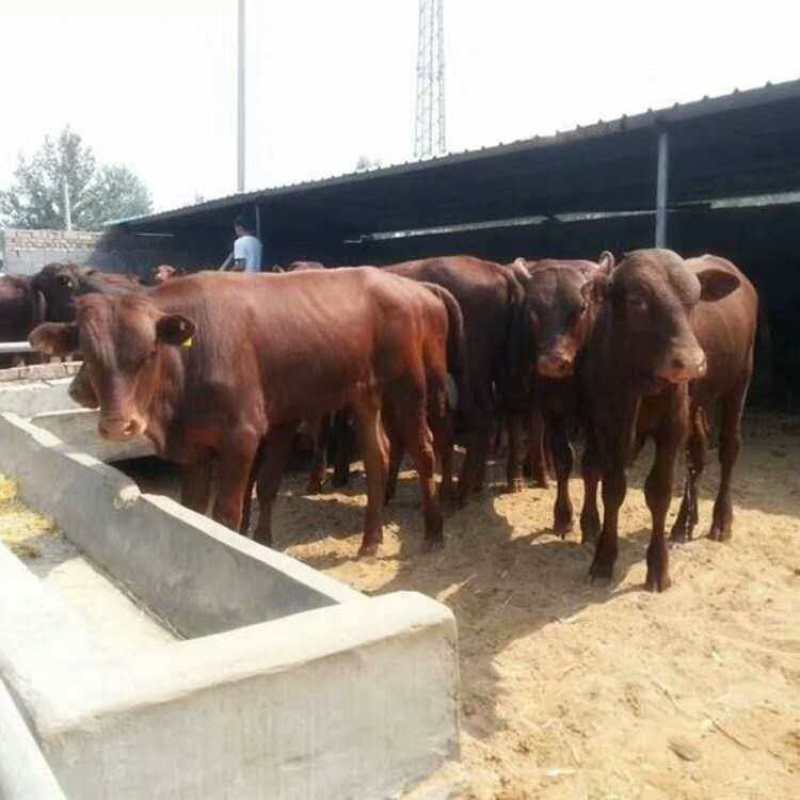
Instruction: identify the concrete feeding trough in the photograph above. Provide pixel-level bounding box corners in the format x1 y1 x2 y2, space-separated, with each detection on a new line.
0 412 460 799
0 361 153 462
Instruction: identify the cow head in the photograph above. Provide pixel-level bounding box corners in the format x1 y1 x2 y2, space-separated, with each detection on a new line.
30 294 195 441
522 255 614 380
30 263 86 322
152 264 178 284
608 249 739 386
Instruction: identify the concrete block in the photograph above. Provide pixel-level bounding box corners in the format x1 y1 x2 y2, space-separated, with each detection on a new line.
0 377 76 416
0 412 461 799
30 408 154 461
0 681 67 800
0 413 363 635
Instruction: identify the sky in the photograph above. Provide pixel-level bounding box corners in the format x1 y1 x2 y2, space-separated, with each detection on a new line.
1 0 799 214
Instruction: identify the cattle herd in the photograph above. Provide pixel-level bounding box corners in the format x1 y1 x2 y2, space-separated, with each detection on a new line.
0 248 758 592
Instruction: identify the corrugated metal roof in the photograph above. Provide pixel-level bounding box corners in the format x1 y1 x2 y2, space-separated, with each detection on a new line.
110 77 800 230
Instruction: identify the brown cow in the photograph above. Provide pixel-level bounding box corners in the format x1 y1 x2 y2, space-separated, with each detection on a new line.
668 255 758 543
580 249 742 591
31 269 459 556
0 274 46 368
386 256 526 504
509 254 614 535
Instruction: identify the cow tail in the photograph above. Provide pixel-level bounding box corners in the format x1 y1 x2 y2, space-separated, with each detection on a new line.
421 283 469 414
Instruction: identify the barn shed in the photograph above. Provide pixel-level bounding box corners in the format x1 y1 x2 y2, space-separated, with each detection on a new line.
104 78 800 407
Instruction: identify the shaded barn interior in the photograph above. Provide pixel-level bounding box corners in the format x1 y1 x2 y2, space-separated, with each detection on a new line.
104 79 800 409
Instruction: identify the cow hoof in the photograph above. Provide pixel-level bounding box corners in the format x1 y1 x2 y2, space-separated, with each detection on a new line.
589 558 614 583
580 521 600 546
708 526 732 543
670 529 689 545
358 542 380 558
422 537 445 553
553 519 574 539
644 570 672 593
305 479 323 495
506 478 526 494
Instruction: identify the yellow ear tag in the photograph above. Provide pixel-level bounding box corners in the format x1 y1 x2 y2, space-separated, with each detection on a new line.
182 336 194 349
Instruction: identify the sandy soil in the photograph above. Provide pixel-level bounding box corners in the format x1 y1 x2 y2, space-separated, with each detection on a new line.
261 413 800 799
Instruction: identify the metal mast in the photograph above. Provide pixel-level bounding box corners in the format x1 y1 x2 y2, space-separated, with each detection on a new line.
414 0 446 159
237 0 246 192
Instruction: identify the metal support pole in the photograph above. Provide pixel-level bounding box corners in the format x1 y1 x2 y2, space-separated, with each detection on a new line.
655 129 669 248
237 0 246 193
63 176 72 232
254 204 261 240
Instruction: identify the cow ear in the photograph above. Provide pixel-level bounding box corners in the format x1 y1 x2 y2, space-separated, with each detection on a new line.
697 269 740 302
597 251 616 272
156 314 196 346
29 322 78 356
581 273 609 305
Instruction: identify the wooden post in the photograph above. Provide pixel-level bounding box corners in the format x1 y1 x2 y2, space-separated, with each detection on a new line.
655 129 669 248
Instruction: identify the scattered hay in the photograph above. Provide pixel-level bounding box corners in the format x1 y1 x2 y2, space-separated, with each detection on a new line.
0 474 58 560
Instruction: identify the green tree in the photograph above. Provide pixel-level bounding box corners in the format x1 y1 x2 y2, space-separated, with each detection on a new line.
0 127 152 230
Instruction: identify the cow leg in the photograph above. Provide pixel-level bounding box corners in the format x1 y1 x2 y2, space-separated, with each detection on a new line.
580 426 602 544
505 411 526 493
241 439 266 535
212 430 261 532
390 387 443 551
384 404 403 505
353 396 390 556
331 410 353 488
589 460 625 582
457 384 492 505
180 459 213 516
643 399 688 592
431 405 455 507
306 414 329 494
550 415 574 537
670 406 707 543
252 423 298 547
710 377 749 541
527 408 550 489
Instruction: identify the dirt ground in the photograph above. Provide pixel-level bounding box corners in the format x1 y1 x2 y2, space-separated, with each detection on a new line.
259 412 799 800
117 413 800 798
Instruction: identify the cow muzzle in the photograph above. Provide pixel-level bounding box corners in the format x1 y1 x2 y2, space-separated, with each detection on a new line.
655 349 707 384
537 352 574 379
98 415 145 441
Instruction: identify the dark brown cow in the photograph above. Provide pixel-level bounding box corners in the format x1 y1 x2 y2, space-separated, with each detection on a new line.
31 263 143 322
0 274 46 368
580 249 742 591
668 255 758 543
31 269 459 556
510 254 614 535
385 256 526 504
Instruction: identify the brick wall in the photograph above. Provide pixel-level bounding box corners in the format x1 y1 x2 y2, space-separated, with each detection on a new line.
1 228 103 276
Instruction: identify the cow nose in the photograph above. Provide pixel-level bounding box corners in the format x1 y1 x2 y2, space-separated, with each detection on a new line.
670 352 707 379
537 353 573 379
98 417 140 440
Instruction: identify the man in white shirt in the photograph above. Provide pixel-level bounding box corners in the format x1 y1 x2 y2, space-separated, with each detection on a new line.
224 214 263 273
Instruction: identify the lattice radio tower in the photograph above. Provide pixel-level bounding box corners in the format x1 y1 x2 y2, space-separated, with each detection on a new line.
414 0 446 159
